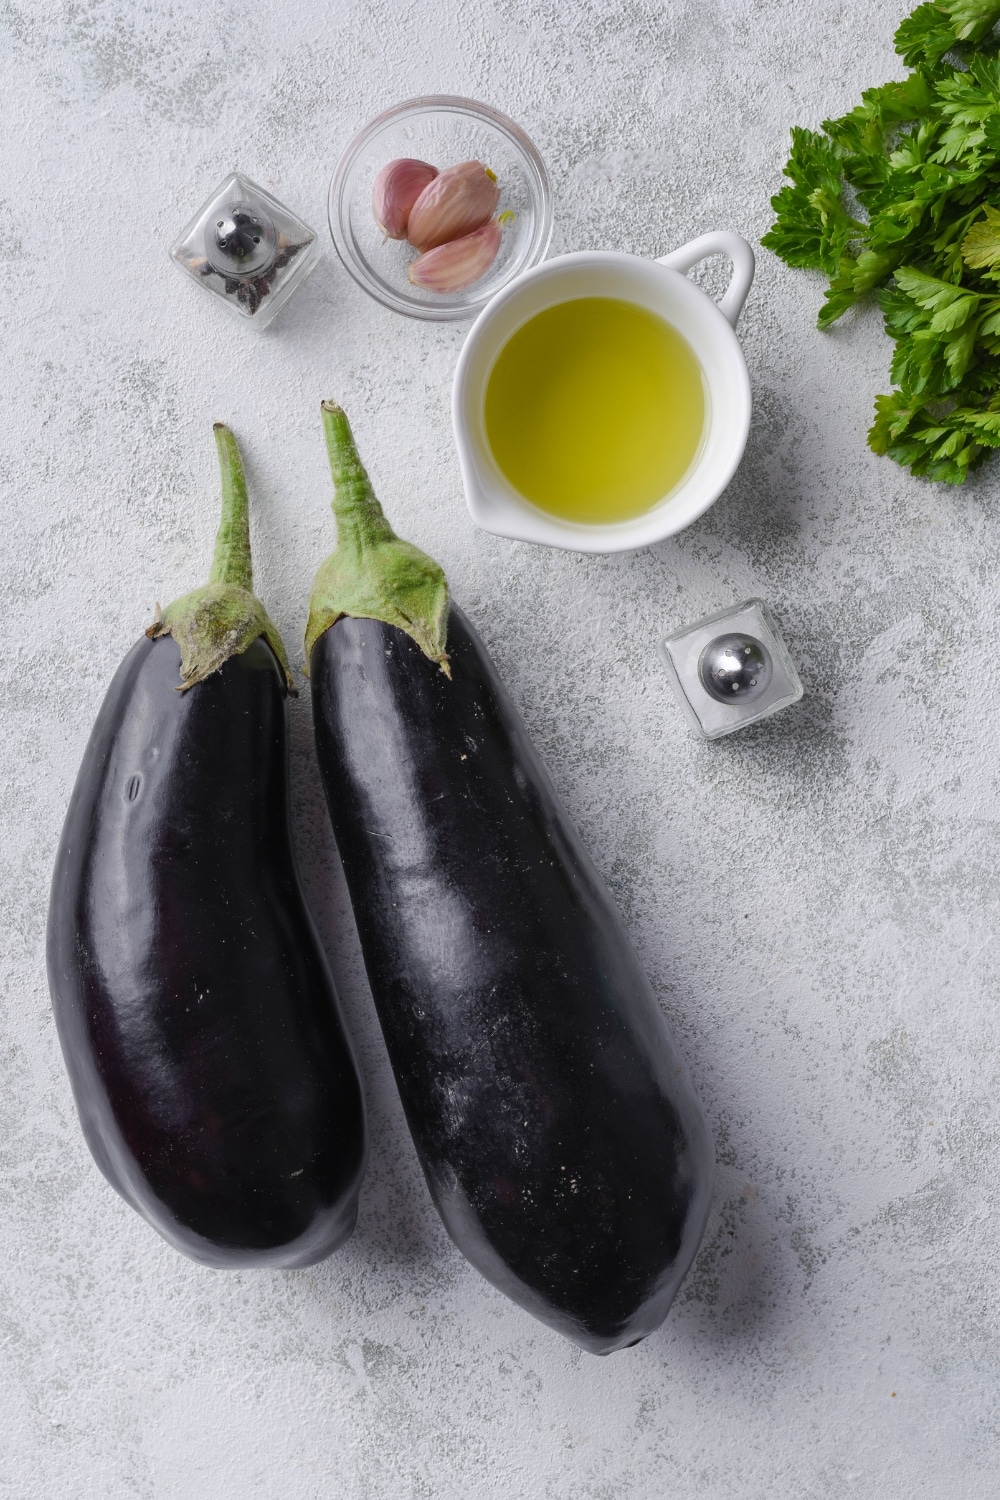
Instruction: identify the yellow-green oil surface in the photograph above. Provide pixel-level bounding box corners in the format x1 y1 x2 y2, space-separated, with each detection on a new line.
484 297 706 525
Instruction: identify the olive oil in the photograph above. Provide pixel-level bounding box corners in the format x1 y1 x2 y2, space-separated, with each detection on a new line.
484 297 706 525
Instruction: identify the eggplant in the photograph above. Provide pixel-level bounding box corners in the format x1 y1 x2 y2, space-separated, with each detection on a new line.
306 403 714 1352
47 425 366 1268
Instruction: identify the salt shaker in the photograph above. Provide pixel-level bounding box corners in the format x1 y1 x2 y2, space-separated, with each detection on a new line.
659 599 803 740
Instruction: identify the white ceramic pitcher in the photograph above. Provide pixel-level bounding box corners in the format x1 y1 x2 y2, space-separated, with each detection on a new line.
452 231 755 553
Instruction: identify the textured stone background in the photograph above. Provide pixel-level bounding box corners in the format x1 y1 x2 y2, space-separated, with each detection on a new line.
3 0 999 1495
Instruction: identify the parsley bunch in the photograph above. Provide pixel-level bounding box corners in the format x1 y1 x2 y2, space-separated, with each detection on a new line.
763 0 1000 482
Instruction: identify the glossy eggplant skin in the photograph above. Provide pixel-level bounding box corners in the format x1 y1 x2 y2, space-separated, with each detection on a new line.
47 633 366 1268
311 605 714 1353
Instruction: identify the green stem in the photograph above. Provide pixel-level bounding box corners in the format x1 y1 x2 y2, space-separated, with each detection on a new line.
321 402 397 552
148 424 294 693
304 402 450 674
209 422 253 590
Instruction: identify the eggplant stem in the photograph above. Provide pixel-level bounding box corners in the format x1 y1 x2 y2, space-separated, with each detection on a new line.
304 403 450 674
321 402 397 550
148 424 295 693
209 423 254 591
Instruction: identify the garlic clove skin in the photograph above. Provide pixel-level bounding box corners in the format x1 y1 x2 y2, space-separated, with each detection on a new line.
372 158 439 240
408 218 502 292
406 161 500 252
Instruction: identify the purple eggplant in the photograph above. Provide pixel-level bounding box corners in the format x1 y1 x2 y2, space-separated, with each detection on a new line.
305 403 713 1352
46 425 366 1267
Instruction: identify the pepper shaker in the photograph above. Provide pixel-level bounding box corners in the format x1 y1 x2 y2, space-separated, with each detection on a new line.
170 172 320 328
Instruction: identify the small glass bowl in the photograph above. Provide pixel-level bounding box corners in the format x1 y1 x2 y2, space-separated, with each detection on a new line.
328 96 552 321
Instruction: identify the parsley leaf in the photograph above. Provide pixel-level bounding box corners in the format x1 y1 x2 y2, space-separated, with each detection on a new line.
765 0 1000 481
761 128 861 274
961 201 1000 272
895 1 1000 68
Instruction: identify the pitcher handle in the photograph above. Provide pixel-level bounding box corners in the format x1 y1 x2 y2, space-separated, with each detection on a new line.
656 231 755 329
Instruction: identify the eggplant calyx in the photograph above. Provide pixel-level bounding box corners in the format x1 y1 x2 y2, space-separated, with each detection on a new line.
147 582 293 693
147 423 295 693
304 402 450 675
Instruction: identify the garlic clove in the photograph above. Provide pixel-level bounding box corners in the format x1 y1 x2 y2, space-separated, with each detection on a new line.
406 161 500 252
372 158 439 240
408 218 502 292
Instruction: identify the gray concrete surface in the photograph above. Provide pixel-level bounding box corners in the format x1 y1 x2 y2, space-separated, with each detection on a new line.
3 0 999 1495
